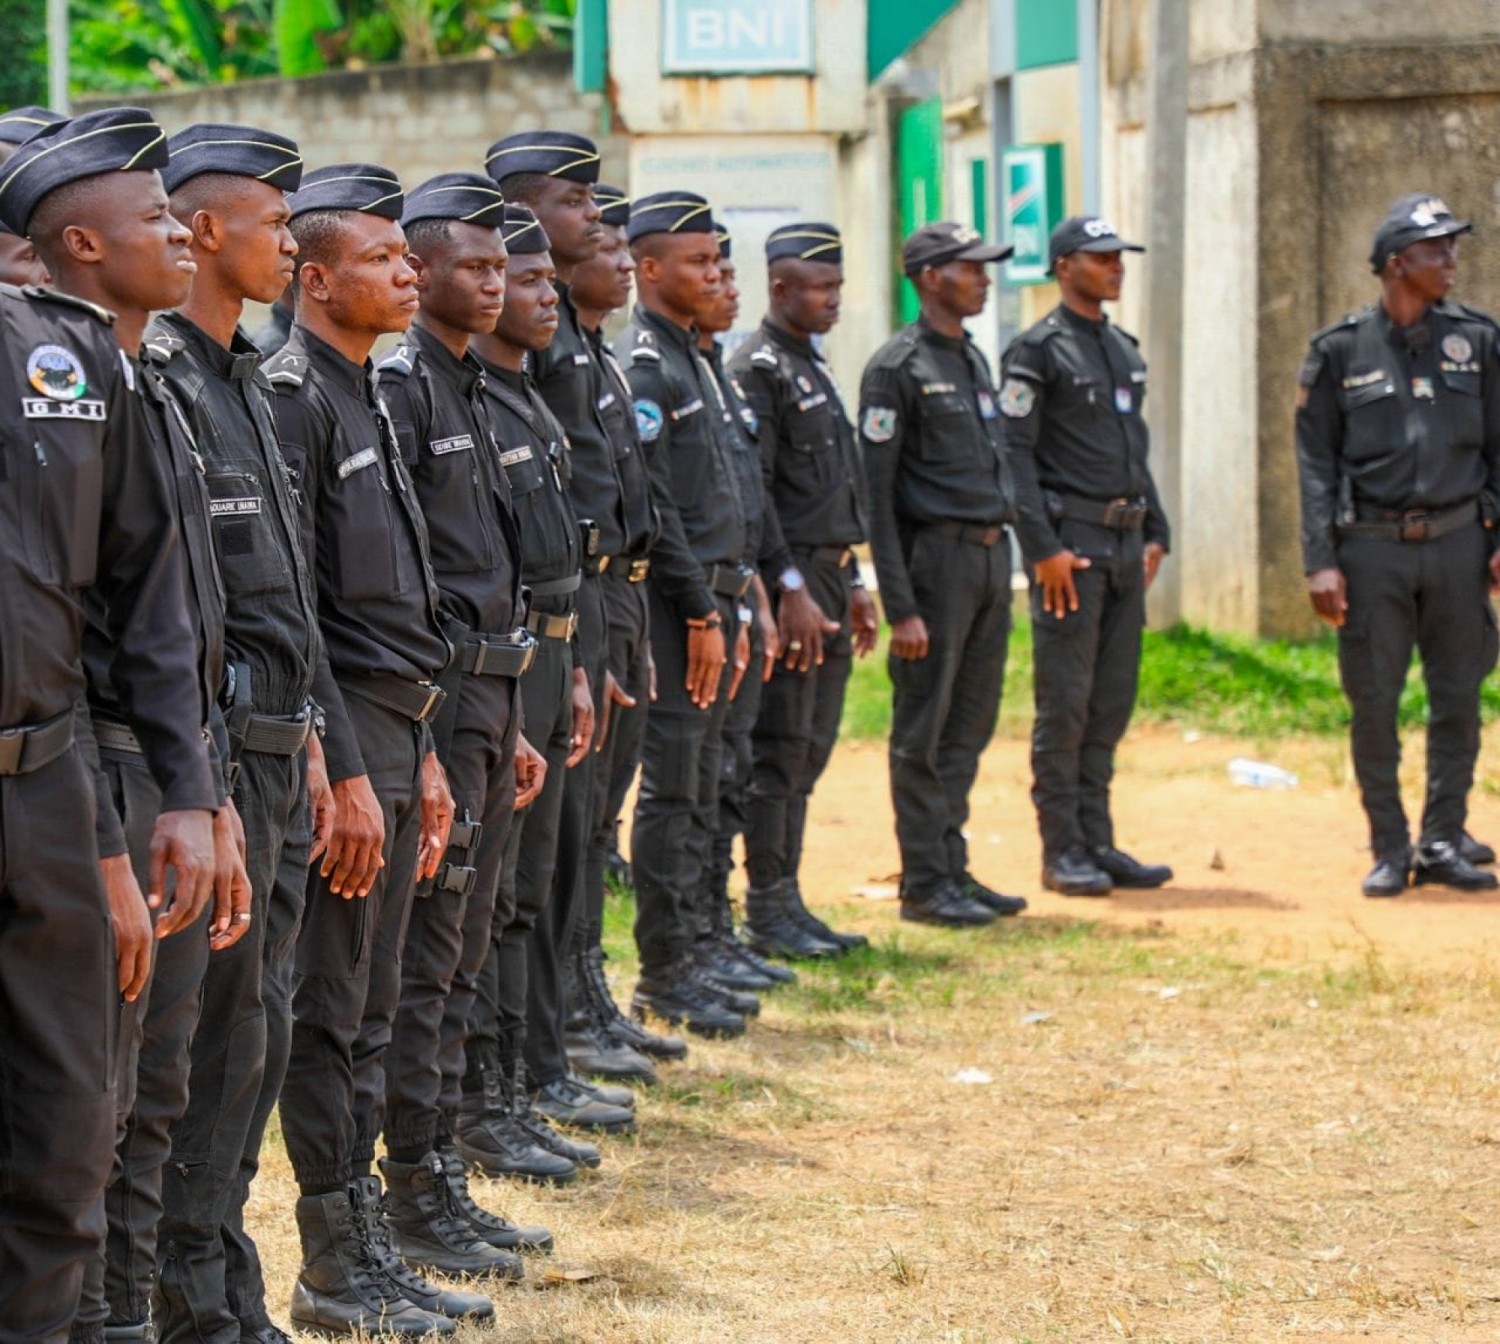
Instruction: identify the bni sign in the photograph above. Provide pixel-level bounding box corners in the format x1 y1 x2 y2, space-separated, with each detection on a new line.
661 0 815 75
1002 143 1064 286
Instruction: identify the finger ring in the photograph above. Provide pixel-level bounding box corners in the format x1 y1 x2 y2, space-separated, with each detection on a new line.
788 641 803 651
235 912 252 923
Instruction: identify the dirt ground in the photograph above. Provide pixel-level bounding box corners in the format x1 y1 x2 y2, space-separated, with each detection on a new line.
244 723 1500 1344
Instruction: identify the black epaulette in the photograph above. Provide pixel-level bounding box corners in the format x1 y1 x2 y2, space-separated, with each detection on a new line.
22 284 116 326
1445 300 1500 335
376 343 416 376
1114 326 1140 347
748 345 779 370
1017 313 1067 349
1308 308 1369 348
141 332 186 364
629 332 661 364
262 350 307 388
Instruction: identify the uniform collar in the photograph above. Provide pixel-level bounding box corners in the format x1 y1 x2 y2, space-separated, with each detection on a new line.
762 318 816 359
1056 302 1109 334
634 301 698 351
290 324 373 399
410 322 483 397
474 352 529 396
916 313 971 351
156 309 263 382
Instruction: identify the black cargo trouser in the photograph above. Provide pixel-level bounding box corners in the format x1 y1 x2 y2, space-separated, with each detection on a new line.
151 750 306 1344
1030 520 1146 863
280 694 426 1192
1336 520 1498 860
0 745 117 1344
72 748 209 1343
706 614 766 930
633 585 739 978
525 578 607 1086
745 555 854 893
469 634 571 1073
384 672 516 1157
888 527 1012 897
582 567 651 941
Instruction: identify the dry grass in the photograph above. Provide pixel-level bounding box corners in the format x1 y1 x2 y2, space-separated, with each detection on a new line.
246 907 1500 1343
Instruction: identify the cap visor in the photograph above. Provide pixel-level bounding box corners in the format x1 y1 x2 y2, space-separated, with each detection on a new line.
955 242 1014 264
1078 236 1145 254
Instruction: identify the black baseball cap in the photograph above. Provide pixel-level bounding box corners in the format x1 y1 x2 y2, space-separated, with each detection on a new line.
1048 216 1143 270
901 221 1011 275
1369 193 1472 274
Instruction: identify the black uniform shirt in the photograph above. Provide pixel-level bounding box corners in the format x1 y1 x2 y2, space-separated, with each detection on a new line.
0 284 218 850
858 316 1014 624
376 324 523 638
702 338 766 568
143 311 320 718
534 283 628 558
621 304 747 621
999 303 1170 563
266 325 450 782
585 323 658 558
728 318 866 583
476 358 582 602
1296 299 1500 572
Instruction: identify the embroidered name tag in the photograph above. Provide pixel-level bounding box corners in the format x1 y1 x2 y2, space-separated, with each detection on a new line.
670 399 703 421
572 352 591 366
920 382 957 396
499 445 533 467
337 446 379 480
210 496 262 517
597 391 617 411
1342 369 1388 390
796 393 828 413
429 435 473 456
23 397 105 421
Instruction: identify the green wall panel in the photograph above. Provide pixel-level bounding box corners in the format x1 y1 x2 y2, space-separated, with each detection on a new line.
1016 0 1077 69
867 0 962 81
897 97 943 322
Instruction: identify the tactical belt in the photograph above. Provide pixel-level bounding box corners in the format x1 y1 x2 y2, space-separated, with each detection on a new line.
607 555 652 583
1338 499 1479 544
708 563 755 600
799 545 855 569
242 707 315 756
525 608 579 642
928 521 1007 547
456 630 537 678
527 572 582 599
1059 494 1149 530
340 674 447 723
0 710 75 777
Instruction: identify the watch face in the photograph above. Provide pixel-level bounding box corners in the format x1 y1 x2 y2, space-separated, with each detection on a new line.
780 569 805 592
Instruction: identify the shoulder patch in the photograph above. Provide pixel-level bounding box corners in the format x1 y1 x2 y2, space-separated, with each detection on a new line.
999 379 1037 418
21 284 116 326
377 345 416 376
861 405 897 443
634 398 664 443
263 351 307 388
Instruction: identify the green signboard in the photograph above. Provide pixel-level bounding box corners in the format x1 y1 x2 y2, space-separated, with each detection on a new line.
1001 142 1064 285
662 0 814 75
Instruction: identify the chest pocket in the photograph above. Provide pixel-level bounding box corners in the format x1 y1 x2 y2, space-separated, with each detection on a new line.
1440 367 1484 449
1337 377 1403 459
409 432 499 578
7 419 106 588
205 468 292 598
915 391 977 462
501 441 577 579
327 439 404 601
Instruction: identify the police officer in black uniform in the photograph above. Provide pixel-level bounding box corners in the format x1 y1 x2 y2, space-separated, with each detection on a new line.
1001 216 1173 899
485 133 677 1076
0 106 219 1344
91 120 316 1344
264 164 480 1338
696 221 797 996
0 105 59 286
373 174 549 1279
563 184 685 1068
730 222 880 959
859 221 1027 929
622 191 753 1037
1296 193 1500 898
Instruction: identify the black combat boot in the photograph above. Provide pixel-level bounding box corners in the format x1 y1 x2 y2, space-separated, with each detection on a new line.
455 1048 577 1186
693 935 779 992
435 1148 553 1254
348 1177 495 1322
377 1153 523 1281
564 1012 659 1085
633 967 747 1039
784 879 868 951
576 941 690 1061
744 882 841 960
288 1186 455 1338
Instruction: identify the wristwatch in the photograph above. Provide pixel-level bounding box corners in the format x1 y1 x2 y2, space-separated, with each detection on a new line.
776 566 806 594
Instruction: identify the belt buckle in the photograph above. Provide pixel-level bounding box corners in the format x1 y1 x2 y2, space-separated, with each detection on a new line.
417 681 443 721
1400 519 1431 542
597 554 612 575
629 557 650 582
1101 498 1129 528
837 548 851 568
981 526 1002 546
0 727 24 775
563 610 579 641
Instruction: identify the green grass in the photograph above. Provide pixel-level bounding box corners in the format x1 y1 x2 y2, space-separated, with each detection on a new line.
839 594 1500 741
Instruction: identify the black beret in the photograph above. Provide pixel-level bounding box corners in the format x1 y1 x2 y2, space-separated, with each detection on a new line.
594 183 629 229
162 123 303 194
766 222 842 265
0 105 63 146
0 106 168 235
402 172 506 229
485 131 599 186
287 163 403 221
711 219 731 261
1370 193 1472 274
627 191 714 243
501 204 551 256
